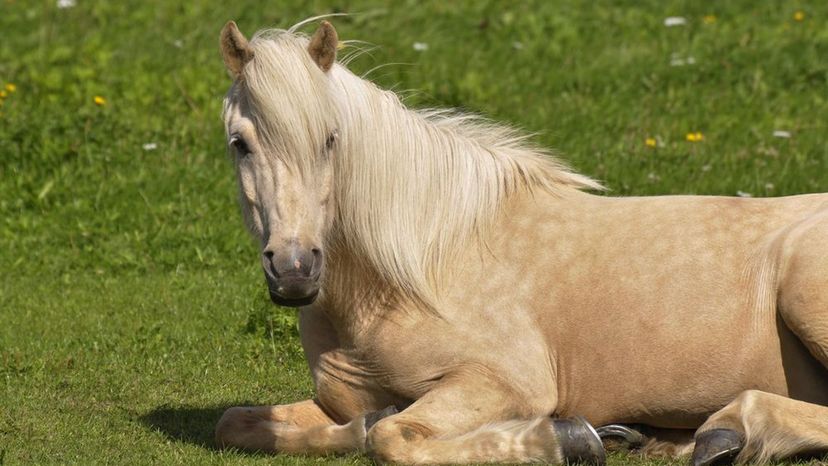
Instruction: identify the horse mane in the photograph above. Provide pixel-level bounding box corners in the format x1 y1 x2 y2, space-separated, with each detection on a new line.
238 26 604 310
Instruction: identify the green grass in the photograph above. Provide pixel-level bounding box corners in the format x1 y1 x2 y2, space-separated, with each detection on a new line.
1 0 827 464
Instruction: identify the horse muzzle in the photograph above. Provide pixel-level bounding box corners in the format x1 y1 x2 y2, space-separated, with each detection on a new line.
262 245 323 307
267 274 320 307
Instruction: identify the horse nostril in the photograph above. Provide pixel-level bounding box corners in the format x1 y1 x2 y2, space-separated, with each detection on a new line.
311 248 323 266
262 250 278 277
310 248 323 275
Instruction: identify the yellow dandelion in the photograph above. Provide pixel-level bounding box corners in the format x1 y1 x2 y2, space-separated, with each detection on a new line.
703 15 716 24
794 11 805 21
5 83 16 92
93 95 106 106
686 132 704 142
645 137 657 148
0 90 6 99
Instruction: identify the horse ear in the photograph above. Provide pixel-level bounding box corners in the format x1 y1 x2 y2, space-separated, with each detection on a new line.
220 21 254 78
308 21 338 72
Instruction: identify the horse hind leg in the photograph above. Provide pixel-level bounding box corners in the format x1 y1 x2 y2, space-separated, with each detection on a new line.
777 214 828 370
688 218 828 464
692 390 828 465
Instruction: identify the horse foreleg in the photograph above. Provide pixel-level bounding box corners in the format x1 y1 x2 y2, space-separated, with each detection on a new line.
692 390 828 465
215 398 370 454
365 374 604 464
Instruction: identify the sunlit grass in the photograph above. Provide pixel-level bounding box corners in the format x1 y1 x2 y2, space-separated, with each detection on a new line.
1 1 827 464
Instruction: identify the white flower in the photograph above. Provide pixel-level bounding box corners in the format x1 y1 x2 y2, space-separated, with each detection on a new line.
701 164 712 172
670 53 696 66
664 17 687 27
512 41 524 50
647 172 661 181
412 42 428 52
765 183 775 190
736 191 752 198
772 130 791 138
57 0 76 8
173 39 183 49
142 143 157 151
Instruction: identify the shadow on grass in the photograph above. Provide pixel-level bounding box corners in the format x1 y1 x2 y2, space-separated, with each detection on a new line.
139 404 240 451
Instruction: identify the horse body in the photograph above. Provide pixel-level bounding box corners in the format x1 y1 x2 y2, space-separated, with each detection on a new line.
479 192 828 427
313 191 828 427
215 19 828 465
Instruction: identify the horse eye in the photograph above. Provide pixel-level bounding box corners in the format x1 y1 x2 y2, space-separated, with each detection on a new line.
325 130 338 151
229 135 251 156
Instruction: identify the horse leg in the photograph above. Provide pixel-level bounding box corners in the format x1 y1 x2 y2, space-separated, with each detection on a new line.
366 373 604 464
687 216 828 465
638 429 695 459
601 426 694 459
691 390 828 465
777 213 828 368
215 398 377 454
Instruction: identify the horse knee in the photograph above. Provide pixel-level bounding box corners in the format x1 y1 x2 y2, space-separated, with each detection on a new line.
366 419 432 463
215 406 279 451
215 407 244 448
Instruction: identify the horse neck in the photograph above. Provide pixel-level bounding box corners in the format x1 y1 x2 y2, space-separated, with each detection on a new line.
318 238 403 340
322 69 545 319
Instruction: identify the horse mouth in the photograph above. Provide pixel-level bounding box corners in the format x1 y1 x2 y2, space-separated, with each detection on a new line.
268 289 319 307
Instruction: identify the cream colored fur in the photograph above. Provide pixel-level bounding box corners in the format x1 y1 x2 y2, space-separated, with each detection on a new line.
216 19 828 465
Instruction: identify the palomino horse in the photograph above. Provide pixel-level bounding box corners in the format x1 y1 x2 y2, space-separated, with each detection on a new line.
215 19 828 465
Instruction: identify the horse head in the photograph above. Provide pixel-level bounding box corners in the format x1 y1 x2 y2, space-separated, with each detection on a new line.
220 20 340 307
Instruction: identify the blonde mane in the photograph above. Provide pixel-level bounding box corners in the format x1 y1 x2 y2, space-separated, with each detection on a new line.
236 27 603 308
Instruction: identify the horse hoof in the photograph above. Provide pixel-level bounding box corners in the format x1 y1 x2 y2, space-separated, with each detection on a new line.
364 405 399 430
596 424 647 448
691 429 743 466
551 416 607 465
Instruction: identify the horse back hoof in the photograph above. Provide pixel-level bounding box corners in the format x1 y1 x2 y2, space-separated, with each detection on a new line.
691 428 743 466
551 415 607 465
595 424 647 448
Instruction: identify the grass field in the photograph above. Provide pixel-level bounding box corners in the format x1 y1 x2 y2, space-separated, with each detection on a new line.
2 1 827 464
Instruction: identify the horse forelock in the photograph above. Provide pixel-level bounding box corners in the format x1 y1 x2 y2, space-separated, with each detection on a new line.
234 30 335 177
227 24 604 311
